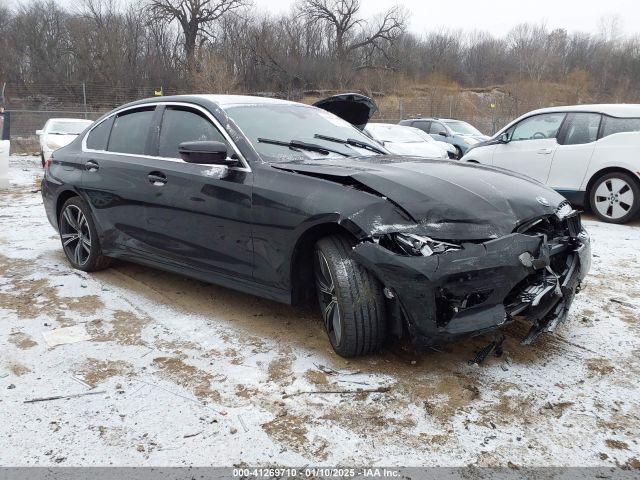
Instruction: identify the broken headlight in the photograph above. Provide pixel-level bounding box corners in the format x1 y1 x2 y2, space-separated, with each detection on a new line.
379 233 462 256
555 202 574 220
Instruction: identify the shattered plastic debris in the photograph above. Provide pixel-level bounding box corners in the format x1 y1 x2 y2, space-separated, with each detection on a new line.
42 325 91 348
468 335 505 366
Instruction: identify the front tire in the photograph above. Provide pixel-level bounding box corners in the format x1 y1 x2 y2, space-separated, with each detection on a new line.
589 172 640 224
314 235 386 357
58 196 112 271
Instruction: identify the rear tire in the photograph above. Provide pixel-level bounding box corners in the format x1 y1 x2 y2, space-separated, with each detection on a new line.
589 172 640 224
58 196 112 272
314 234 386 357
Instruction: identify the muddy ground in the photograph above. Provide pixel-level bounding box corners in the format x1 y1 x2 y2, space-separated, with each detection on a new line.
0 156 638 466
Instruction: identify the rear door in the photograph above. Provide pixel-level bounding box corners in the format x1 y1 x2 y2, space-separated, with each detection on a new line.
81 106 160 256
548 112 601 191
491 112 565 183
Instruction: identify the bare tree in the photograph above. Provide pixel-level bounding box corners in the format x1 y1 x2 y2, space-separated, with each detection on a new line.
300 0 406 83
146 0 248 79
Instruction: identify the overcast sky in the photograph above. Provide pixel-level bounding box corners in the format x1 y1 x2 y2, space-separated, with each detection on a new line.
15 0 640 38
251 0 639 37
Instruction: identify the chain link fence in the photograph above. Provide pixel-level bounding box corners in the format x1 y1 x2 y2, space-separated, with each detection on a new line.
2 82 537 145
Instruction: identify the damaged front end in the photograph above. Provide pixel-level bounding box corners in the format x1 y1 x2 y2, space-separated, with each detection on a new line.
351 206 591 346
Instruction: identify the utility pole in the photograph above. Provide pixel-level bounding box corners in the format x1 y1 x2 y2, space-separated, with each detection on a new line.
82 83 87 119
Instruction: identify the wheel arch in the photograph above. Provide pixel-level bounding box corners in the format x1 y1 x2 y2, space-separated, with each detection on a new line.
55 190 81 227
289 222 359 305
586 166 640 200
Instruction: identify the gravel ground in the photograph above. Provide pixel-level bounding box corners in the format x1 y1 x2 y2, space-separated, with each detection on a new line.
1 156 639 467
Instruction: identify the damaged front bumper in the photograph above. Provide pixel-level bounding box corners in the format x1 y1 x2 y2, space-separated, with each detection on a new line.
352 220 591 346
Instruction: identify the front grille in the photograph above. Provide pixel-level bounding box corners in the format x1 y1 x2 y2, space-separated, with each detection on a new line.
516 210 582 239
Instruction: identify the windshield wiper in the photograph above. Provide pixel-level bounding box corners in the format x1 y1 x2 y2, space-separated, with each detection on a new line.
257 138 350 157
314 134 387 155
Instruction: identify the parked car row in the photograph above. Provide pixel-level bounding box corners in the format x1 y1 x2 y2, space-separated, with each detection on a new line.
33 98 640 224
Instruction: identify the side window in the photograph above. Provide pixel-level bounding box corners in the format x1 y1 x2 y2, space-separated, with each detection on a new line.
511 113 565 142
412 120 431 132
601 116 640 138
86 117 114 151
158 107 229 159
429 122 446 134
107 108 155 155
560 113 601 145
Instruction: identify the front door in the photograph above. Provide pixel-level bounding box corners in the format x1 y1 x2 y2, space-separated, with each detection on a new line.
492 112 566 184
146 104 254 280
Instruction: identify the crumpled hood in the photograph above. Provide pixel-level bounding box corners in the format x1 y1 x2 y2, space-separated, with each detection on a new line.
272 156 566 239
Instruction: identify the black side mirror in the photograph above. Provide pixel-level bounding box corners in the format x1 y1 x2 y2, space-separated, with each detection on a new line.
178 141 235 165
437 131 448 137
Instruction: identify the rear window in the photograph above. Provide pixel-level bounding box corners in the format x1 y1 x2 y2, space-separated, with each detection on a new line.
107 108 155 155
601 116 640 138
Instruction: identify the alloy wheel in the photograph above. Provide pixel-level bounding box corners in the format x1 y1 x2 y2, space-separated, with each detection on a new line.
60 205 92 266
315 250 343 346
594 177 635 220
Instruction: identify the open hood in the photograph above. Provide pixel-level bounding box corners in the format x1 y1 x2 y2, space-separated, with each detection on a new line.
272 157 565 239
312 93 377 131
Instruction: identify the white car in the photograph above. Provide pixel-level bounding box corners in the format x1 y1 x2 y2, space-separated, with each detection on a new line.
365 123 448 159
461 104 640 223
407 126 458 159
0 110 9 189
37 118 93 167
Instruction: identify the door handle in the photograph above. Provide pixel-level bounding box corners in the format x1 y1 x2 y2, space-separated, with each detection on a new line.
537 148 553 155
148 171 167 186
86 160 99 172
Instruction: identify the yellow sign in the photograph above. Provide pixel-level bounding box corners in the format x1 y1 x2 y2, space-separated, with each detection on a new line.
154 88 163 96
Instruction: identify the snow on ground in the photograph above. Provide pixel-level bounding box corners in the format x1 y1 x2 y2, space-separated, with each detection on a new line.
0 156 639 467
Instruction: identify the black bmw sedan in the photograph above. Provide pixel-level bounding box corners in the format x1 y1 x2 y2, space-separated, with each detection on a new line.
42 93 591 357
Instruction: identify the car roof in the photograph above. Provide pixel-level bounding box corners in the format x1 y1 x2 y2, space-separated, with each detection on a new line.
195 94 302 107
367 122 400 128
47 118 93 123
519 104 640 118
130 94 301 108
403 117 464 123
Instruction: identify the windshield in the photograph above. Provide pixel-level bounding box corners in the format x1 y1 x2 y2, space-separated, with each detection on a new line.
223 104 380 161
367 124 424 143
443 120 482 136
48 120 93 135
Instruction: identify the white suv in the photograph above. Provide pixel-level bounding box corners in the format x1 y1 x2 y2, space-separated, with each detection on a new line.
461 104 640 224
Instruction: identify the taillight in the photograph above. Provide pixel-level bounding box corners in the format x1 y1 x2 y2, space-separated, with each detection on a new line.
44 155 53 171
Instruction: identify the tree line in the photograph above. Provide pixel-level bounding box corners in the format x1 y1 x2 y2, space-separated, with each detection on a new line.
1 0 639 105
